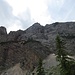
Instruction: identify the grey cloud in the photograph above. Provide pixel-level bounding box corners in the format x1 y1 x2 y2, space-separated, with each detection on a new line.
0 0 16 26
18 9 35 29
0 0 34 31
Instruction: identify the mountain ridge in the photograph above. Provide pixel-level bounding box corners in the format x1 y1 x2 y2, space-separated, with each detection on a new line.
0 22 75 74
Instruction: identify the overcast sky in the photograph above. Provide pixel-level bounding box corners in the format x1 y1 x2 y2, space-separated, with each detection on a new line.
0 0 75 33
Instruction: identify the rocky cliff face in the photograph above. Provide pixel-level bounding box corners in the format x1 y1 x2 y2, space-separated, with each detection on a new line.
0 26 7 42
19 22 75 54
0 26 50 74
0 22 75 74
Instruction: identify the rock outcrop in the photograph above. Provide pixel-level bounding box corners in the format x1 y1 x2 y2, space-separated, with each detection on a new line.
0 26 7 35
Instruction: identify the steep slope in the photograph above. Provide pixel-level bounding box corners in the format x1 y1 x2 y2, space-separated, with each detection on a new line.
0 39 50 74
1 64 26 75
1 54 57 75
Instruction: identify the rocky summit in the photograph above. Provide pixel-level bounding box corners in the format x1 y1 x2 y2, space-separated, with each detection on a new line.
0 22 75 74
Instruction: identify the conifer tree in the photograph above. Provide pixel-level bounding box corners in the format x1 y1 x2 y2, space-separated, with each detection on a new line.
56 35 75 75
36 58 45 75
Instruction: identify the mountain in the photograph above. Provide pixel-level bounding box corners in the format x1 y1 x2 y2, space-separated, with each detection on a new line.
19 22 75 54
0 22 75 74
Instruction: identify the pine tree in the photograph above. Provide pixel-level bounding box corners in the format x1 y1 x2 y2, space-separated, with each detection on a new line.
56 35 75 75
36 58 45 75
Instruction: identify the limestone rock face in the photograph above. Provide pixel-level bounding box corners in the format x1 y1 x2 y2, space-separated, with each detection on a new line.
0 26 7 35
0 26 7 42
18 22 75 54
19 23 45 40
1 64 27 75
44 22 75 53
26 23 44 33
1 22 75 74
0 40 50 74
7 30 24 41
19 23 47 44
